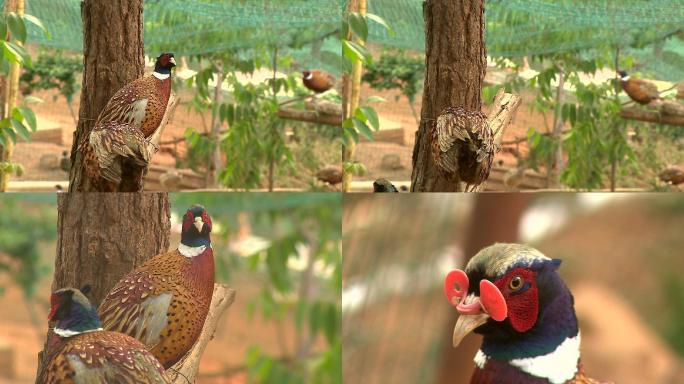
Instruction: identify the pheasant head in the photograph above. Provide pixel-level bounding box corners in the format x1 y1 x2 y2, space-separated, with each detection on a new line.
153 52 176 77
48 287 102 338
180 204 212 249
445 243 582 383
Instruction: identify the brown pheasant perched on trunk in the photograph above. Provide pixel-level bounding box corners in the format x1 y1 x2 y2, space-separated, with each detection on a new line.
302 69 335 93
98 204 215 369
431 106 496 190
618 70 660 105
80 53 176 192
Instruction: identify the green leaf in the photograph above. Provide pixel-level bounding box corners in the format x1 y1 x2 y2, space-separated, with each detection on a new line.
3 126 17 144
23 96 43 105
18 107 37 131
3 41 32 67
364 95 386 104
347 12 368 42
359 107 379 130
23 14 50 38
342 40 372 64
366 13 395 36
0 16 7 38
352 118 374 140
10 118 30 141
6 12 26 43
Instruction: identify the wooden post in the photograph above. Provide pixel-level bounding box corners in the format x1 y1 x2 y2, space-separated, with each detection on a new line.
0 0 23 192
342 0 366 192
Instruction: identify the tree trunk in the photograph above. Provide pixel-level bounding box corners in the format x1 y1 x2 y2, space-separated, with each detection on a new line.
35 193 170 381
436 194 530 384
208 63 223 188
68 0 145 192
411 0 487 192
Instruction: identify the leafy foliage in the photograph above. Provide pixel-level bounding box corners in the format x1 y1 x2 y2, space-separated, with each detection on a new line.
20 48 82 105
363 49 424 104
0 195 57 298
0 11 49 175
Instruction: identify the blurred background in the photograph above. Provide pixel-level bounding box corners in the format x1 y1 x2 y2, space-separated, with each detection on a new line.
0 193 341 384
343 193 684 384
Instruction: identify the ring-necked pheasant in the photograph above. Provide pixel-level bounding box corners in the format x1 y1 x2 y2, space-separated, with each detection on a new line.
98 204 215 369
618 70 660 105
302 69 335 93
40 287 169 383
81 52 176 192
444 243 610 383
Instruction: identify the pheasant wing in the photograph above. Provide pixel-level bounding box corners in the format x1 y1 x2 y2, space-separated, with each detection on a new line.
89 121 155 185
98 268 172 350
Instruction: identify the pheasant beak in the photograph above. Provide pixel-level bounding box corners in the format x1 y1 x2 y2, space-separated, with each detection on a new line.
194 217 204 232
452 294 489 347
170 56 177 67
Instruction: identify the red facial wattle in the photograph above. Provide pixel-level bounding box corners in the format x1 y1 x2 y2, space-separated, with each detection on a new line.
444 269 508 322
493 267 539 332
48 294 58 320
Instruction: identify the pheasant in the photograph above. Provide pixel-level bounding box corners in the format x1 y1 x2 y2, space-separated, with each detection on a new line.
618 70 660 105
302 69 335 93
81 52 176 192
444 243 610 384
98 204 215 369
432 106 496 190
40 287 168 384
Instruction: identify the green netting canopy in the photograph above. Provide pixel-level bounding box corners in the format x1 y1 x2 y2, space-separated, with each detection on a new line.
9 0 344 74
368 0 684 82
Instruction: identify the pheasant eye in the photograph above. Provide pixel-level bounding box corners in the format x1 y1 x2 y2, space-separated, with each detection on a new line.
509 276 523 291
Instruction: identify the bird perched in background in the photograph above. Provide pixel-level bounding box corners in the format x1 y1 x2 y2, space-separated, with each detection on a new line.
302 69 335 93
316 165 343 186
98 204 215 369
81 52 176 192
59 150 71 173
373 178 399 192
432 106 496 190
618 70 660 105
40 287 168 383
444 243 610 384
659 164 684 185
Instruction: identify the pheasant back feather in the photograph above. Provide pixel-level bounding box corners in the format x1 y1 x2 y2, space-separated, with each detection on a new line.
41 330 168 384
431 106 496 187
98 248 214 368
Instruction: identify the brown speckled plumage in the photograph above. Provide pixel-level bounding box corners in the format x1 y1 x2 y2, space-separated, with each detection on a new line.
98 248 214 369
431 106 496 189
80 53 175 191
41 331 169 384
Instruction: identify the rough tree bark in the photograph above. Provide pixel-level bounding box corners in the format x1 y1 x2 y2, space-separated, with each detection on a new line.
436 194 530 384
411 0 487 192
35 193 171 381
68 0 145 192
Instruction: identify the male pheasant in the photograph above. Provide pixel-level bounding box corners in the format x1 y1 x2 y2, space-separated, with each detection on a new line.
98 204 215 368
302 69 335 93
40 287 168 384
81 52 176 192
444 243 611 384
618 70 660 105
